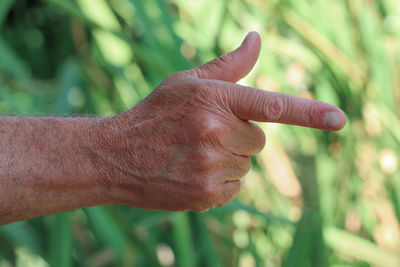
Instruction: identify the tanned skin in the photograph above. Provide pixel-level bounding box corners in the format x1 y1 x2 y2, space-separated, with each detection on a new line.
0 32 346 225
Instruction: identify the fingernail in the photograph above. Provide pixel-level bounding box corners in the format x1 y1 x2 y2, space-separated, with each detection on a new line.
323 111 343 129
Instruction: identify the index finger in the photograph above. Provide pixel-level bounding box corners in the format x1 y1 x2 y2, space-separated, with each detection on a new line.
214 81 346 131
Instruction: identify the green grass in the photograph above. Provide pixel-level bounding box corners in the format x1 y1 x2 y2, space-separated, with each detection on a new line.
1 0 400 266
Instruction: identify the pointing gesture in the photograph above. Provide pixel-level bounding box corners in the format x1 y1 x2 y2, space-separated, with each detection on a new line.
96 32 346 212
187 31 346 129
0 32 347 225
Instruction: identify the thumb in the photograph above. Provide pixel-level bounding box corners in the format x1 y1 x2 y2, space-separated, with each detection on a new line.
191 31 261 83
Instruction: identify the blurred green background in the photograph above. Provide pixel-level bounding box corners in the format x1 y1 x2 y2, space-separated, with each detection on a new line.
1 0 400 266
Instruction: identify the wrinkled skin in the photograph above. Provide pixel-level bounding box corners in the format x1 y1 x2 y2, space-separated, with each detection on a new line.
0 32 347 226
92 32 346 212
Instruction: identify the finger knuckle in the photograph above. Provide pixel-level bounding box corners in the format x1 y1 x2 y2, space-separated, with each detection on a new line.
203 118 224 137
207 53 231 70
229 156 251 179
304 103 321 126
179 69 196 77
263 96 285 121
195 178 217 201
218 53 232 66
237 157 251 176
195 150 219 173
217 182 241 207
192 67 207 79
197 116 225 146
218 53 240 80
200 176 217 195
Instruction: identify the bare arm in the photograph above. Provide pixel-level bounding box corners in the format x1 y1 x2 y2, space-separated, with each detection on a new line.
0 32 346 225
0 117 107 224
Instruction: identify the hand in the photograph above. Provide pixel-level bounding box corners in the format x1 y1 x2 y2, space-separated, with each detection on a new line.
93 32 346 212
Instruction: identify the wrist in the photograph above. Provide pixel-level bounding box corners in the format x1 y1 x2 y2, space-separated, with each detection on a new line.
82 112 142 205
76 117 114 204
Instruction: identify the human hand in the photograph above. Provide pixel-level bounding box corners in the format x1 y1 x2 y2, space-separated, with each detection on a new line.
93 32 346 212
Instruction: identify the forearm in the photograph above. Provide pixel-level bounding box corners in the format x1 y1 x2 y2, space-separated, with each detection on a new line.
0 117 107 225
0 32 347 224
